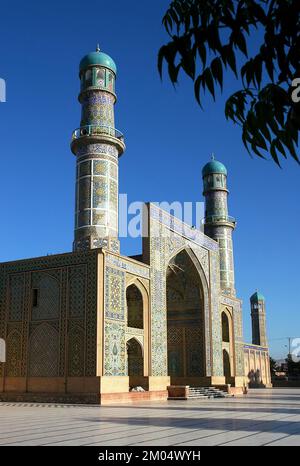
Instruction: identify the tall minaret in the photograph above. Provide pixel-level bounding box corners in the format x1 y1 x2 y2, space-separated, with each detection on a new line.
71 46 125 252
250 292 268 347
202 156 236 295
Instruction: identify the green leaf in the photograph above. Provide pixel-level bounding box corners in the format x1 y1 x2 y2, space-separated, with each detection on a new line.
211 57 223 89
274 138 287 158
158 46 167 78
254 56 263 88
203 68 215 100
226 45 238 77
235 31 248 57
194 75 203 108
198 42 207 68
270 142 281 166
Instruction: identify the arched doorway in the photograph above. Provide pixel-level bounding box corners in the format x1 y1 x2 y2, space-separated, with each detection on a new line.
222 311 230 342
166 249 206 384
126 284 143 329
223 349 231 382
127 338 144 389
221 310 233 383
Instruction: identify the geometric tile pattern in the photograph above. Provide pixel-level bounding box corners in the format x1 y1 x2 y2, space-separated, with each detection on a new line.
222 295 245 376
146 203 214 377
73 87 120 252
67 325 85 377
5 330 22 377
209 251 223 376
68 265 86 318
104 266 125 320
31 273 60 321
186 327 204 376
0 250 98 378
8 274 24 321
105 254 150 279
29 323 59 377
104 320 126 376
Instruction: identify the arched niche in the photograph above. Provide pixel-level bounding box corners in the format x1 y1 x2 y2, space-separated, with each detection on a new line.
166 248 207 383
126 284 144 329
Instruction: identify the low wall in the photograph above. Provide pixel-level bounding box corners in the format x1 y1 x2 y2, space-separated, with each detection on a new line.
167 385 189 400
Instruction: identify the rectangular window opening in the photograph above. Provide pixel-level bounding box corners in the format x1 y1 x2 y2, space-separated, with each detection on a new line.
32 289 38 307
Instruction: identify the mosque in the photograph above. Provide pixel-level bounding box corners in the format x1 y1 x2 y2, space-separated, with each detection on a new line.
0 48 271 404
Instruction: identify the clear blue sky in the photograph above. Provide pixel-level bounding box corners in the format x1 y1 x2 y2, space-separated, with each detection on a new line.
0 0 299 359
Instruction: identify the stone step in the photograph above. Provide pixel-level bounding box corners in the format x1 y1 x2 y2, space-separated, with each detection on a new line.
188 386 232 399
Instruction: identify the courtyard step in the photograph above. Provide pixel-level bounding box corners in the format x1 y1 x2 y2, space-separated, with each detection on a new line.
188 386 232 399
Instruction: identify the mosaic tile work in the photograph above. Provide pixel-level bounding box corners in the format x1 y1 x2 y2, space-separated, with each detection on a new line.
81 91 115 128
146 204 214 377
104 320 126 376
167 327 183 376
8 274 24 321
186 327 204 376
150 204 219 252
222 295 244 376
68 265 86 318
74 145 119 250
76 143 118 160
73 64 123 253
29 323 59 377
209 251 223 376
104 266 125 320
67 325 85 377
31 272 60 321
0 250 98 378
105 254 150 279
5 330 22 376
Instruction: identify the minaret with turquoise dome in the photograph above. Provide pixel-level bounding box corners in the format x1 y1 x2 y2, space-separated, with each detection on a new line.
202 156 236 295
250 291 268 347
71 46 125 252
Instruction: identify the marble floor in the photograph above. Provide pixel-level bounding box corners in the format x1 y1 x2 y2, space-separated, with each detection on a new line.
0 389 299 446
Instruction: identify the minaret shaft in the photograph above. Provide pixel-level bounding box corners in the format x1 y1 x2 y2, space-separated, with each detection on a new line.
202 159 236 295
251 293 268 347
71 49 125 252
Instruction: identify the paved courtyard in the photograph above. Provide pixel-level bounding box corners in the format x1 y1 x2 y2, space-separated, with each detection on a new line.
0 389 299 446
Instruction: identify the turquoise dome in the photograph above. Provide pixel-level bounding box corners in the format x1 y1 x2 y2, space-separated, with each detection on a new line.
202 159 227 177
79 50 117 75
250 291 265 302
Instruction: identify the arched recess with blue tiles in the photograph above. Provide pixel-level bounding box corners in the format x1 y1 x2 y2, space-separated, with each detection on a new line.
166 248 208 385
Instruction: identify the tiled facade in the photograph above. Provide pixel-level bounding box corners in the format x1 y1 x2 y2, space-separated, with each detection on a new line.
0 48 271 404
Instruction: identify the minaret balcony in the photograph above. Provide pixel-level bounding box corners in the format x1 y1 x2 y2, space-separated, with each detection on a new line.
204 215 236 227
71 124 125 155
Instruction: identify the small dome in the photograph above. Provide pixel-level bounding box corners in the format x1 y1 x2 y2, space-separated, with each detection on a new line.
250 291 265 302
79 49 117 75
202 159 227 177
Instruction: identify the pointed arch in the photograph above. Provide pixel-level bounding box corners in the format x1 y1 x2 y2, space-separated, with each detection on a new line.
222 311 230 342
166 245 209 290
126 282 144 329
221 307 234 381
223 349 231 381
166 248 207 382
126 337 143 376
125 335 144 355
